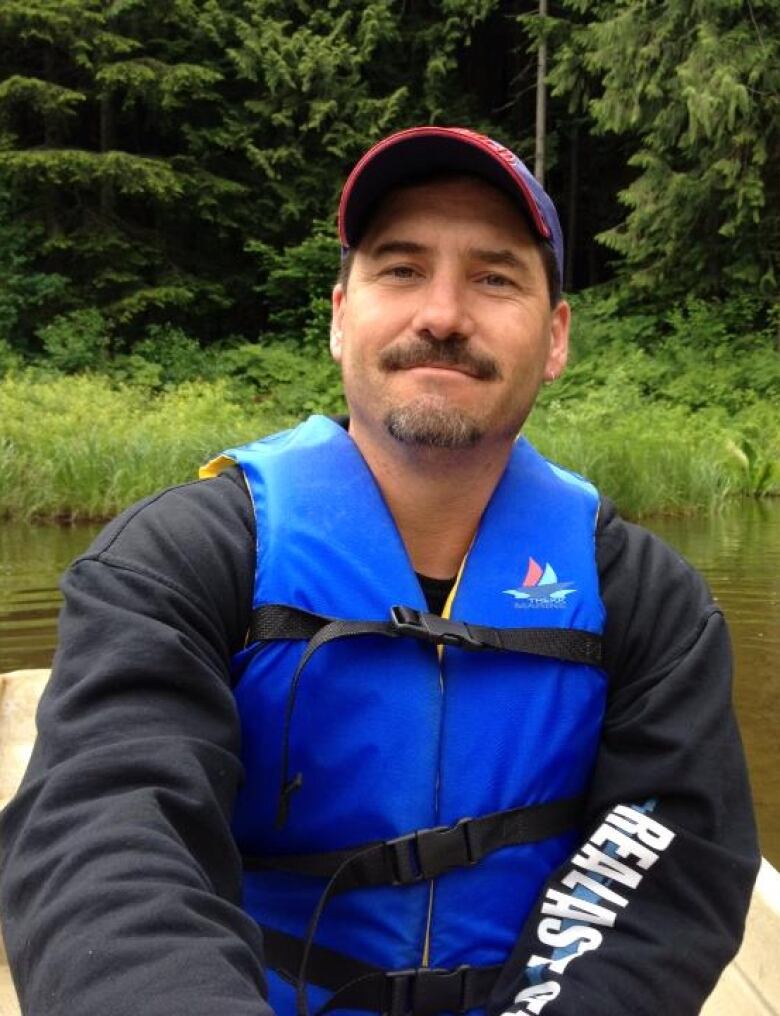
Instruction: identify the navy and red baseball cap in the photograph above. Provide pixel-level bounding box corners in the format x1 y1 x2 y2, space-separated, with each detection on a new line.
338 126 564 284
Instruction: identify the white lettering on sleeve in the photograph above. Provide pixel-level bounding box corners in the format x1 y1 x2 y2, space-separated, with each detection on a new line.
537 920 604 953
541 888 617 927
561 869 630 908
500 805 675 1016
511 981 561 1014
591 822 659 869
608 804 676 851
571 842 643 888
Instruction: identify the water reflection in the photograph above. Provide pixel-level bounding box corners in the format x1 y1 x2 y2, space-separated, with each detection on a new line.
648 500 780 868
1 501 779 864
0 521 101 671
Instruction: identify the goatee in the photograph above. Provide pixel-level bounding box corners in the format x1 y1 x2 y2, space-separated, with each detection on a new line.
385 397 482 448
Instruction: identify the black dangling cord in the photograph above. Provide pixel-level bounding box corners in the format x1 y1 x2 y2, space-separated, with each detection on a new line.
275 618 389 828
276 772 304 828
276 624 341 829
295 844 379 1016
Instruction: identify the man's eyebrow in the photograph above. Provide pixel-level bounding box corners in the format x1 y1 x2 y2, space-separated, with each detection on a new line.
469 247 528 269
365 241 530 269
368 240 430 259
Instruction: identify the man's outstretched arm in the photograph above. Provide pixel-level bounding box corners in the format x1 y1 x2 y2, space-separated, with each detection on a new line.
0 471 271 1016
489 502 760 1016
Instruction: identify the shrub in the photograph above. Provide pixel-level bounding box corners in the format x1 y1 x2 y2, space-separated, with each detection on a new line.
37 308 110 373
248 222 339 348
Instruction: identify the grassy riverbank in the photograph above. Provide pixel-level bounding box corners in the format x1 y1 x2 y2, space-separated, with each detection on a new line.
1 297 778 522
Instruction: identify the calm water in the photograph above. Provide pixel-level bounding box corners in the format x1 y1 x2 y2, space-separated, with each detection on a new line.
1 501 779 864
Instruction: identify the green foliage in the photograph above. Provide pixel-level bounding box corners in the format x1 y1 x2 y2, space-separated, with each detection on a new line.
3 284 778 523
0 0 553 350
0 185 68 348
527 398 735 518
0 75 85 119
725 434 779 498
552 0 780 301
248 221 339 348
217 342 343 418
0 373 269 521
0 337 22 375
37 307 110 373
128 324 213 388
0 0 777 355
528 291 780 513
0 149 184 199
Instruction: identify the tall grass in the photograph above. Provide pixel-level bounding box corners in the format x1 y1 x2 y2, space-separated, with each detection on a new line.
0 363 777 522
526 400 739 517
0 374 287 520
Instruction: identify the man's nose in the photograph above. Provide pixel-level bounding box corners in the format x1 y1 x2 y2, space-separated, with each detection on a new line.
411 272 474 341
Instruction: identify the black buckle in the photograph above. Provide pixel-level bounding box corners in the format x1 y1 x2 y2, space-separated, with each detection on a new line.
385 818 477 885
417 817 477 876
385 832 426 884
390 606 487 651
386 968 415 1016
385 966 472 1016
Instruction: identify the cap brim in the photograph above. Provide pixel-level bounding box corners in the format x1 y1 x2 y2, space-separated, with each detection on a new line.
340 132 545 249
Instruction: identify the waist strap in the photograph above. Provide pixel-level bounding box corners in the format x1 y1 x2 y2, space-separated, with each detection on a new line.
264 927 502 1016
244 795 584 886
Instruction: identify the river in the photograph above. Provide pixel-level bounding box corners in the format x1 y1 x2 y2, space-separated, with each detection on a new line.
1 499 779 865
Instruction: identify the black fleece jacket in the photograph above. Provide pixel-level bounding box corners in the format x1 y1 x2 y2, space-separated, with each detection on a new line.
0 465 760 1016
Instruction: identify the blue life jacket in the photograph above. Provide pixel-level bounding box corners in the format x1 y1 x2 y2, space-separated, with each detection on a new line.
207 415 607 1016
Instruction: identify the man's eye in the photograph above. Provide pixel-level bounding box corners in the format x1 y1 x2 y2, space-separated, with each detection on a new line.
482 273 514 287
384 265 417 279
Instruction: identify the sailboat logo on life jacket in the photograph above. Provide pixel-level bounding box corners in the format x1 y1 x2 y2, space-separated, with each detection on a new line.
503 556 576 608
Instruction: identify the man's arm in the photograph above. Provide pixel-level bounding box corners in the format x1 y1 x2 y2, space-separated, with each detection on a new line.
0 472 271 1016
488 500 760 1016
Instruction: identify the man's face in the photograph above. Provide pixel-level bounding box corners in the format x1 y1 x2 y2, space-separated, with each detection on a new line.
331 176 570 451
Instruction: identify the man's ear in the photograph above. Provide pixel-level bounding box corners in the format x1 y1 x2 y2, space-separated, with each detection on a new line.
330 283 345 361
543 299 570 382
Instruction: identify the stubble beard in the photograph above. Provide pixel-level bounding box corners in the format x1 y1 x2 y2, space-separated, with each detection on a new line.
384 395 483 449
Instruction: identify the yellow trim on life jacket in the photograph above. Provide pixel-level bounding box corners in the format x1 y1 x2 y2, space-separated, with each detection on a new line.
440 553 468 622
199 453 238 480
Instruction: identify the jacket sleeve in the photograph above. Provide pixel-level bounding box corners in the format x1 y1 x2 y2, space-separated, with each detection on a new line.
487 500 761 1016
0 472 273 1016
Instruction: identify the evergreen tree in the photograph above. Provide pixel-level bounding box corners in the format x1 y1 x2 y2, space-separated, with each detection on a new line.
551 0 780 303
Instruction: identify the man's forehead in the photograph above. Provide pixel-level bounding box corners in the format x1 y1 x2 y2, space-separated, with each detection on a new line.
359 174 536 250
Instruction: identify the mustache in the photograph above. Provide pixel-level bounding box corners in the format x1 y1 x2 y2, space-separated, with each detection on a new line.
379 337 501 381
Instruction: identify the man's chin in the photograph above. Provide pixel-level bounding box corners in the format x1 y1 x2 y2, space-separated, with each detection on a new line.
384 400 483 449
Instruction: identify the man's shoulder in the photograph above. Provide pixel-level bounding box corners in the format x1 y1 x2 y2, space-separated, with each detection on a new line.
79 467 253 568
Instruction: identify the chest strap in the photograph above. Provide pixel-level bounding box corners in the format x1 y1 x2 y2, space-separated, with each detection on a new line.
249 603 602 827
264 926 502 1016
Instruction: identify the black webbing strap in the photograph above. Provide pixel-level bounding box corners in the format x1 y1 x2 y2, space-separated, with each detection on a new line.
245 795 584 885
250 604 602 828
250 603 603 665
263 927 502 1016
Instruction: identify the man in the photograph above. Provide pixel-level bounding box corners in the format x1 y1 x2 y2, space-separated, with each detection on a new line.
0 127 759 1016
